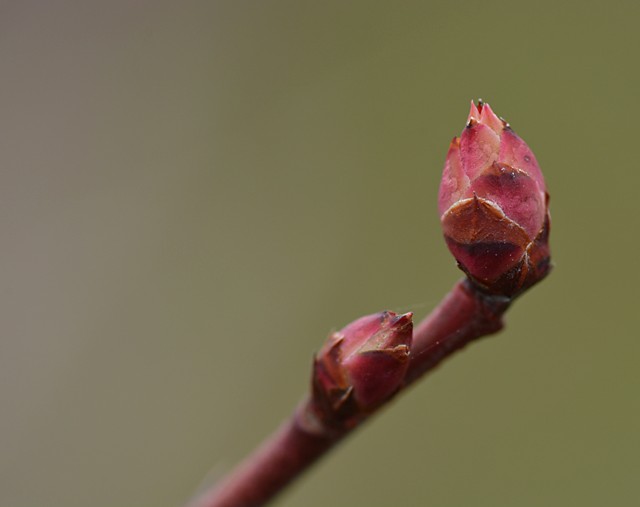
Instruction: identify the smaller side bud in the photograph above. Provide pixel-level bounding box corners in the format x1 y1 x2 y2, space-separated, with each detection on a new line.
311 312 413 428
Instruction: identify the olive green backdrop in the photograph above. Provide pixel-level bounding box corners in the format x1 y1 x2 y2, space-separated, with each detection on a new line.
1 1 638 506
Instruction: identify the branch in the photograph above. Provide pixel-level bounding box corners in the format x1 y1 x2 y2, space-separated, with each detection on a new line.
186 280 511 507
184 100 550 507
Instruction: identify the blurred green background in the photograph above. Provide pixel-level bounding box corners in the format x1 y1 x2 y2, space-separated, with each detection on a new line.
1 1 639 506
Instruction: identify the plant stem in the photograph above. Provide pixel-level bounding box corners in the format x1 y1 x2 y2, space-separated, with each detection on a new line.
186 279 511 507
187 401 343 507
405 278 510 384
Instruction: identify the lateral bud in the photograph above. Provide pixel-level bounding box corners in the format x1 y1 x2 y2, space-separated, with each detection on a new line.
311 311 413 428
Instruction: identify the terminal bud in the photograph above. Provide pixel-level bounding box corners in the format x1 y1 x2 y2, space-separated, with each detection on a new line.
438 100 551 297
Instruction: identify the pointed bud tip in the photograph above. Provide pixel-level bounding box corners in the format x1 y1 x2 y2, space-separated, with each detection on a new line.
470 100 504 134
390 311 412 327
467 100 480 124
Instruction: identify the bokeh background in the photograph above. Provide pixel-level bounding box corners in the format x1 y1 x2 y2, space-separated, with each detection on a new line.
2 1 639 506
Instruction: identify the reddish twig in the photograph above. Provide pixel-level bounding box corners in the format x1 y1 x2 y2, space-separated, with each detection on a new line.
186 279 511 507
186 100 550 507
405 279 510 384
187 401 341 507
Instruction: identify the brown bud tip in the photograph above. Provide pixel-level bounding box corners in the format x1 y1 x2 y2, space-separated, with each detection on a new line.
312 312 413 423
438 101 551 297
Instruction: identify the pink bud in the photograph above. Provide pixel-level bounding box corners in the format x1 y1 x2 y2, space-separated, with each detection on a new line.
312 312 412 422
438 101 551 297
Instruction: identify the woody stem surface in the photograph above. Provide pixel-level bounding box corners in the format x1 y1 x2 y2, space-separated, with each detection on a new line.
186 279 511 507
